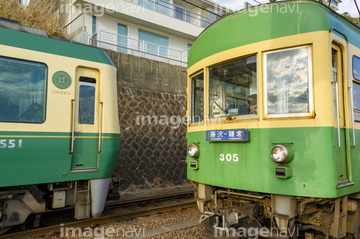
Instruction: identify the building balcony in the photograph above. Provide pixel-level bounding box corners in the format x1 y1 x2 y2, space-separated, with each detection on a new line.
92 30 188 66
124 0 210 28
74 0 206 39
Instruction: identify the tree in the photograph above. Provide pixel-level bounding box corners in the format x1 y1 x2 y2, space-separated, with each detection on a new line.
342 12 360 25
0 0 66 37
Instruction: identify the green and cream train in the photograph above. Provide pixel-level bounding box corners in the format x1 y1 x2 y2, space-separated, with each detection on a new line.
0 18 120 230
187 1 360 238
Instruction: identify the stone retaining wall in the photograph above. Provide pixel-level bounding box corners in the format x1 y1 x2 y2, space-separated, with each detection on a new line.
115 87 188 188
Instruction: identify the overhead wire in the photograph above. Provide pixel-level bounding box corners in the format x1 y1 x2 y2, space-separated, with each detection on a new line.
354 0 360 23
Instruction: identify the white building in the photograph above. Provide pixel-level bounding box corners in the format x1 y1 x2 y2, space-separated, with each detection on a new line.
63 0 230 66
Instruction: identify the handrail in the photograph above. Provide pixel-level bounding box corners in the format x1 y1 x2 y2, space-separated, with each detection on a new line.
98 29 183 52
63 12 84 30
329 27 349 42
335 81 341 147
93 39 186 64
70 100 75 153
93 31 187 66
124 0 209 27
350 87 356 147
98 102 103 153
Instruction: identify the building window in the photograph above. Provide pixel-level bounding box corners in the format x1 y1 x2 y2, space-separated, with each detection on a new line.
138 29 169 58
0 56 47 123
264 46 312 117
92 16 97 36
159 0 170 15
117 23 128 54
187 43 192 51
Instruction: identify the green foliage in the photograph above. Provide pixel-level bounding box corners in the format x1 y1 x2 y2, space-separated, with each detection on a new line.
342 12 360 25
0 0 66 38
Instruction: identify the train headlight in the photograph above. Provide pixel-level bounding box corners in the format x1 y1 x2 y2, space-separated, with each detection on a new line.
188 144 199 158
271 145 294 164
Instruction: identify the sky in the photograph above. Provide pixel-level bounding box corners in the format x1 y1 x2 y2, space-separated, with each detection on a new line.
211 0 360 18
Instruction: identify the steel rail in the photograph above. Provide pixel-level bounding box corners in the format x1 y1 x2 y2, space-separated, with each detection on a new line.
1 201 196 239
38 190 194 217
0 192 195 239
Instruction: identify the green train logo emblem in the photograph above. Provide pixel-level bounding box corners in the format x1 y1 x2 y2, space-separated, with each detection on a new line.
52 71 72 89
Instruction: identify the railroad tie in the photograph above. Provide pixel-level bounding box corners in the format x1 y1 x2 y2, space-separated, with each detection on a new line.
119 219 200 239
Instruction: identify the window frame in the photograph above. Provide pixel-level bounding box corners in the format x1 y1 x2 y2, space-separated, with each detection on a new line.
352 81 360 122
78 81 96 125
352 56 360 122
263 46 314 118
92 15 97 36
138 29 169 58
352 55 360 82
190 71 205 125
0 55 48 124
207 54 258 123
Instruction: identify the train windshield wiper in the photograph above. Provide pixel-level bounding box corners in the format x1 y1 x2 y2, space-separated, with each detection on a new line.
211 98 232 120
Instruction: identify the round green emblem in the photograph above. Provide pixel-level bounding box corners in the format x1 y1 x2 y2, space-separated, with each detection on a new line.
52 71 72 89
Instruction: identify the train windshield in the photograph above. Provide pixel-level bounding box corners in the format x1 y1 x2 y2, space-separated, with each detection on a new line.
0 56 47 123
190 72 204 123
209 55 257 120
264 46 312 117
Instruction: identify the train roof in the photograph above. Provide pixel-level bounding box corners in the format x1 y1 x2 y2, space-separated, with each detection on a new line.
188 0 360 68
0 17 114 67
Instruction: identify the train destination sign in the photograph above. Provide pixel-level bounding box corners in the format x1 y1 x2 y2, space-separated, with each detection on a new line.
206 129 249 142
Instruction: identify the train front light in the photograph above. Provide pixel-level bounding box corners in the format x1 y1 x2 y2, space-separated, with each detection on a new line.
188 144 199 158
271 145 293 163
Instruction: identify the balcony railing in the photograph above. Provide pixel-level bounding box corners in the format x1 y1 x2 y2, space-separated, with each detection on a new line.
124 0 209 28
92 30 188 66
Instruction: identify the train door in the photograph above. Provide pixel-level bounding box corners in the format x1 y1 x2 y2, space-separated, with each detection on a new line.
332 44 350 185
70 67 100 172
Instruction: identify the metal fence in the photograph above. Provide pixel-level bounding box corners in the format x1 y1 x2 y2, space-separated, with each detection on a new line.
124 0 209 28
92 30 188 67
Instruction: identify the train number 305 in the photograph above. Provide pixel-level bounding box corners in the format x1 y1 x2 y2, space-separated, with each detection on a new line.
219 154 238 162
0 139 22 148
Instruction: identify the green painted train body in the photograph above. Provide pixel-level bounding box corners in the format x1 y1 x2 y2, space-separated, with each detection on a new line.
0 132 120 187
0 18 120 229
187 1 360 237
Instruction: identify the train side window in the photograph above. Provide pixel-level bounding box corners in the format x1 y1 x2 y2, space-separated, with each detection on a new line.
353 56 360 81
78 78 96 124
0 56 47 123
208 55 257 120
353 82 360 121
191 72 204 124
264 46 312 117
352 56 360 121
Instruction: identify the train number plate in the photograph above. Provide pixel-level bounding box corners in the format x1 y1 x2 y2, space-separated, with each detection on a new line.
206 129 248 142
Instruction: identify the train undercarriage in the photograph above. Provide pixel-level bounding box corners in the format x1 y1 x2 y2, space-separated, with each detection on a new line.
195 183 360 239
0 178 112 233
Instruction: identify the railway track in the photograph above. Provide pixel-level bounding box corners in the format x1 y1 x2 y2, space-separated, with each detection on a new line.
0 191 196 239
